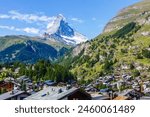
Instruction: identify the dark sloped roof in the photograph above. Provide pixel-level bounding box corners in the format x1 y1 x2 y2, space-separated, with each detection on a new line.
0 90 25 100
25 86 90 100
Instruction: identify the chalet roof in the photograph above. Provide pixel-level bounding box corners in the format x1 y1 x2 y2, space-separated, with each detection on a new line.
0 90 25 100
17 75 30 82
44 80 56 86
119 89 134 96
91 93 110 100
140 96 150 100
4 77 15 82
100 88 110 93
24 86 82 100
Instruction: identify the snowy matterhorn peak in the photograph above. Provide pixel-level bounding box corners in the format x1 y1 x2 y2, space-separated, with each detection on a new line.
43 14 88 45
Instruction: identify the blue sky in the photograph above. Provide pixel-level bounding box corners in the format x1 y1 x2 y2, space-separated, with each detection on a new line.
0 0 141 39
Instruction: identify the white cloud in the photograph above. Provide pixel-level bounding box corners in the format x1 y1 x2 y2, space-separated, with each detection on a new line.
0 14 10 19
0 11 84 35
0 25 15 30
0 25 39 34
0 10 56 35
70 18 83 23
23 27 39 34
0 10 55 23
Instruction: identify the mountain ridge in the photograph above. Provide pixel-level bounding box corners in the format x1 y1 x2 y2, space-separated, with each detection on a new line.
103 0 150 33
60 0 150 82
0 35 70 63
43 14 88 45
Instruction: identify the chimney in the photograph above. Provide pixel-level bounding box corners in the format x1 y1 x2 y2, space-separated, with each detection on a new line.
58 88 63 93
66 85 71 90
11 90 14 95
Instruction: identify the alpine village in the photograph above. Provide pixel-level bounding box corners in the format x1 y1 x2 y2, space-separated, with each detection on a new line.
1 0 150 100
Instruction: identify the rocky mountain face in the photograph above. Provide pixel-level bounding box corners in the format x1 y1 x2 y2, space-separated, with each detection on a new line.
43 14 88 45
104 0 150 33
60 0 150 81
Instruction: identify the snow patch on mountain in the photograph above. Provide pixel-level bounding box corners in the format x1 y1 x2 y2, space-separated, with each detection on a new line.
61 32 87 45
43 14 88 45
47 14 65 35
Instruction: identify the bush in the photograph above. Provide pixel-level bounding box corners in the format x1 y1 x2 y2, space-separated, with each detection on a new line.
121 48 128 53
133 70 140 77
142 49 150 58
136 53 143 59
130 63 135 70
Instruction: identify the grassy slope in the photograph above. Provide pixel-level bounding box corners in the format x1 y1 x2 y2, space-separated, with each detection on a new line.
61 1 150 81
0 35 72 53
0 36 25 51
